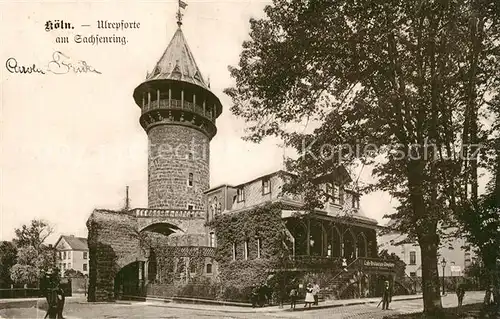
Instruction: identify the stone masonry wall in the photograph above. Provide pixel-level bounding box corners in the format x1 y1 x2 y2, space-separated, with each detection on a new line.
148 125 210 210
87 210 145 302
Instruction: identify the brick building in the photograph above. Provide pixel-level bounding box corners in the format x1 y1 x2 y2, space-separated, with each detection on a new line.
86 7 409 302
207 169 412 299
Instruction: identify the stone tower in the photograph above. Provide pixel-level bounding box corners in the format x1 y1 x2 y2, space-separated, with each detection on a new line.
133 19 222 210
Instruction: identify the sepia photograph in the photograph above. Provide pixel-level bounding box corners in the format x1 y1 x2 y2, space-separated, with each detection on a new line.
1 0 499 318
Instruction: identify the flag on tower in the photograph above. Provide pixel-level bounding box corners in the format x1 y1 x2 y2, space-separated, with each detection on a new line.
179 0 188 9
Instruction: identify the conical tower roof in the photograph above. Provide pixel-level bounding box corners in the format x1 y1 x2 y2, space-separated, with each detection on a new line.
146 25 209 89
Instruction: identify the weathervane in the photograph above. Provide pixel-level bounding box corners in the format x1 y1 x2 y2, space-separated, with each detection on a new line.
177 0 188 26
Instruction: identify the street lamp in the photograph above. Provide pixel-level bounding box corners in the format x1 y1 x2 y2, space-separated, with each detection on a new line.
440 258 447 296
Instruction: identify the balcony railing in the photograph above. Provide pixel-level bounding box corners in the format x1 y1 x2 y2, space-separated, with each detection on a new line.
131 208 205 219
142 99 214 121
277 255 342 270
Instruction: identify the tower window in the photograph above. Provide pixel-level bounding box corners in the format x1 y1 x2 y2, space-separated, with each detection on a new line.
206 264 212 274
257 238 262 258
232 242 237 261
237 188 245 202
209 232 216 247
244 241 249 260
262 178 271 195
188 173 193 187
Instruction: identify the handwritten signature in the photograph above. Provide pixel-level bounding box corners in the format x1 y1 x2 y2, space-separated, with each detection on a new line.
5 51 101 75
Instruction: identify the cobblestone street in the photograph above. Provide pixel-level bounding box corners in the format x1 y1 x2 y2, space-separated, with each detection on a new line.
0 291 485 319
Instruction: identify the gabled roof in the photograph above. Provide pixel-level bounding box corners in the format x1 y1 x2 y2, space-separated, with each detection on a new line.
146 26 208 89
54 235 88 251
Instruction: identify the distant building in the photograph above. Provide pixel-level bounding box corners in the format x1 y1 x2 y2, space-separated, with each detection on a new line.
379 232 474 279
54 235 89 277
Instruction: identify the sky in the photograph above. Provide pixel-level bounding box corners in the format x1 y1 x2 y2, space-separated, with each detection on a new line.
1 0 486 245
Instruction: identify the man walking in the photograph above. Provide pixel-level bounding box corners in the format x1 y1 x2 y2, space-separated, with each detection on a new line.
250 285 259 308
382 281 391 310
456 283 466 308
44 287 58 319
55 284 65 319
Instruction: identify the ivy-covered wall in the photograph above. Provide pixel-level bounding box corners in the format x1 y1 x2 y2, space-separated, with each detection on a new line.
207 203 289 293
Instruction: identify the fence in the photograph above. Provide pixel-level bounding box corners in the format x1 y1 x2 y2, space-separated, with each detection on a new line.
0 288 42 299
0 280 72 299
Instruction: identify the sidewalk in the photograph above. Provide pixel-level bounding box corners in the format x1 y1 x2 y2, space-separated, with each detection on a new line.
0 294 86 310
144 294 424 313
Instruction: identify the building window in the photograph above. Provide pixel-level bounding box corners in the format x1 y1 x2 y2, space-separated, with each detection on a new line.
244 241 249 260
63 252 66 259
190 262 196 274
187 204 194 210
210 196 217 220
68 251 71 260
188 173 194 187
326 183 341 205
209 232 216 247
83 264 87 271
83 252 88 260
68 263 71 269
237 187 245 202
352 195 360 209
333 185 340 204
262 178 271 195
409 251 416 265
232 243 237 260
187 152 193 160
206 264 212 274
257 238 262 258
410 272 417 277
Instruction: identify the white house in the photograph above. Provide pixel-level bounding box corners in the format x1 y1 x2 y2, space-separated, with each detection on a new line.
379 231 474 278
54 235 89 277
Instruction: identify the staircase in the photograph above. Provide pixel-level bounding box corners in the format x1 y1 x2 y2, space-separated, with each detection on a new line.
321 258 360 300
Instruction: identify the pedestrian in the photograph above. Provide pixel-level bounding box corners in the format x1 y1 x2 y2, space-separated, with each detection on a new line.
250 285 259 308
342 258 348 272
312 282 320 305
44 287 58 319
304 284 314 309
382 281 391 310
55 284 65 319
456 283 465 308
289 287 298 309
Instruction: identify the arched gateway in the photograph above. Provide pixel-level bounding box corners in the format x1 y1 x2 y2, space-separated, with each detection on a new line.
86 8 222 302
